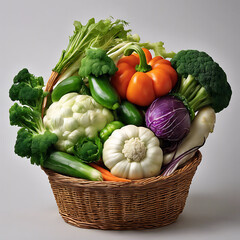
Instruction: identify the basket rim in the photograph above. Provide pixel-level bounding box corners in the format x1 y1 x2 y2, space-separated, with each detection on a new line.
42 151 202 189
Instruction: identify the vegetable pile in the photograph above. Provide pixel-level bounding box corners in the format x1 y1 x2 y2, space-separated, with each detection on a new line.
9 18 232 181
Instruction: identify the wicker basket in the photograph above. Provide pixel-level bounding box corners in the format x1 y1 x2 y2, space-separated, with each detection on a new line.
43 151 202 230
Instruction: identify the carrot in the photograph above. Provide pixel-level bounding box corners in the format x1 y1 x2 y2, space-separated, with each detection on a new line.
101 173 131 182
90 163 113 176
90 163 131 182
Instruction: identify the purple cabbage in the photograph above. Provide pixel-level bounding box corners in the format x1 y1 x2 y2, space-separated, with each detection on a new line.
145 95 191 141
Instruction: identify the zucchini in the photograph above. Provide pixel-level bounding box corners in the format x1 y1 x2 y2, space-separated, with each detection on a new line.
43 151 102 181
88 75 120 110
115 101 144 126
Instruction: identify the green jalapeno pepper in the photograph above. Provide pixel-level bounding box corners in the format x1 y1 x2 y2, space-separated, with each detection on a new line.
99 121 124 142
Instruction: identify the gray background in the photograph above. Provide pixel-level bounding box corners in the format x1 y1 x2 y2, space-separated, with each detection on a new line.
1 0 240 239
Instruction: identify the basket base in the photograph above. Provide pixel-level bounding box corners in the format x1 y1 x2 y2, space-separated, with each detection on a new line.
60 211 179 230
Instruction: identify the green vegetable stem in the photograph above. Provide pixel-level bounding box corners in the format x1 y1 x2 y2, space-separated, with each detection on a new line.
43 151 103 181
99 121 124 142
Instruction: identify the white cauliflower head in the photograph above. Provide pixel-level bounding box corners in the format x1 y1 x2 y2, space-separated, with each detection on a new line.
43 93 114 153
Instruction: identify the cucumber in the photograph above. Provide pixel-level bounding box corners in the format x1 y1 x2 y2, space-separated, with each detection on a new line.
88 75 120 110
43 151 102 181
51 76 88 102
115 101 144 126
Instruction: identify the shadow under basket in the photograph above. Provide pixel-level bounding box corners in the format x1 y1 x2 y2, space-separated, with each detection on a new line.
42 151 202 230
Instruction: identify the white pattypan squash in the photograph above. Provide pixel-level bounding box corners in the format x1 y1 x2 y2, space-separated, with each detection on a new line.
102 125 163 180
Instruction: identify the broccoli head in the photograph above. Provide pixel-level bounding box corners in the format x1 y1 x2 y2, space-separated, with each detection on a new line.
9 68 47 111
79 48 118 78
14 128 32 158
14 128 58 166
9 69 58 166
171 50 232 113
31 131 58 165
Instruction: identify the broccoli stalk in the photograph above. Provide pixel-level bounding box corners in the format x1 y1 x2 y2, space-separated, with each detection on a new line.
176 75 212 112
9 103 44 133
171 50 232 116
9 69 58 165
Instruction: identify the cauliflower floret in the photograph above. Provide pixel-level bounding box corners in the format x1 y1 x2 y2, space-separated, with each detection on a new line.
43 93 114 153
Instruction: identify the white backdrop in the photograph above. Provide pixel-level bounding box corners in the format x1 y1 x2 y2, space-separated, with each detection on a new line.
1 0 239 239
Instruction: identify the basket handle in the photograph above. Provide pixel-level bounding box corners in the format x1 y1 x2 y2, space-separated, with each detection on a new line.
41 71 59 117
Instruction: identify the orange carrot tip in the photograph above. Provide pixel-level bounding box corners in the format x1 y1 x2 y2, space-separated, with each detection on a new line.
90 163 131 182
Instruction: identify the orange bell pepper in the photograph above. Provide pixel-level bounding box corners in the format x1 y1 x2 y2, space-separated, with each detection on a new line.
111 45 178 106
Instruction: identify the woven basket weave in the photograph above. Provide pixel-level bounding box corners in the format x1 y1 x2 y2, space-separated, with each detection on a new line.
43 151 202 230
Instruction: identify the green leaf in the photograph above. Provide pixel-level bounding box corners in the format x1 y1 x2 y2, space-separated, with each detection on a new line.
53 18 130 74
